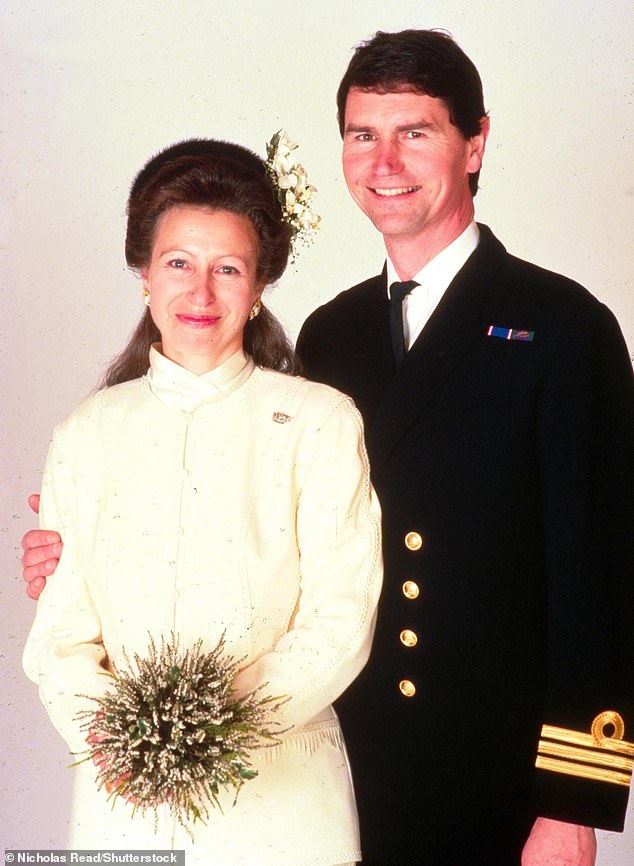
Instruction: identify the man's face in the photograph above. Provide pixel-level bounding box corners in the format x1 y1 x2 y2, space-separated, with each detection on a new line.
342 88 488 247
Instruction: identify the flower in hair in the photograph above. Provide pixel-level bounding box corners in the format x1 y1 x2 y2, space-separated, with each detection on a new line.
265 130 320 256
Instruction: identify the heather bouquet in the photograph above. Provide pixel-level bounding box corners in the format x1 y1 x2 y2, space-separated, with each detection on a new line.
76 633 284 830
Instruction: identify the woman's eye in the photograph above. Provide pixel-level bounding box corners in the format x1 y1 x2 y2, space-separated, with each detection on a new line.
168 259 187 269
218 265 238 275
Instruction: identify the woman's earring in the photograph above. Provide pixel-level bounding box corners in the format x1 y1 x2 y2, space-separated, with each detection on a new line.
248 299 261 320
143 288 151 307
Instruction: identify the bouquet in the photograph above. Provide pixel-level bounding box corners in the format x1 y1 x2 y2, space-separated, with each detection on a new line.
76 633 284 830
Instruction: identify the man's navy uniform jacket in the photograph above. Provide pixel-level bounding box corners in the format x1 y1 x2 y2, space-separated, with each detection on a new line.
296 224 634 865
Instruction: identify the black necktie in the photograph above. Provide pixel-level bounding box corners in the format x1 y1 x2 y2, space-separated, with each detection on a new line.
389 280 418 367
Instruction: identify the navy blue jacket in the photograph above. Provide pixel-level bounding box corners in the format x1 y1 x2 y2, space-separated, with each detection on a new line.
296 224 634 865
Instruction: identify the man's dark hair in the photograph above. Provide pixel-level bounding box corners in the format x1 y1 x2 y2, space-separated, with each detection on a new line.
336 29 487 195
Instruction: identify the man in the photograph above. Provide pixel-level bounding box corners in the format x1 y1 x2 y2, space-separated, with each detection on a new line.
22 29 633 866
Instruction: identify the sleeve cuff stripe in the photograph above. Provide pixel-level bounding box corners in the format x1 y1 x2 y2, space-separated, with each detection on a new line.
538 740 634 772
540 723 634 757
535 755 632 787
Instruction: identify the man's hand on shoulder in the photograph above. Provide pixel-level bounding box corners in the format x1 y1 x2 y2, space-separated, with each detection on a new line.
522 817 596 866
21 494 62 600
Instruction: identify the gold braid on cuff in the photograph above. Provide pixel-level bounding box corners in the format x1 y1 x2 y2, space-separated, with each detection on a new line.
536 711 634 787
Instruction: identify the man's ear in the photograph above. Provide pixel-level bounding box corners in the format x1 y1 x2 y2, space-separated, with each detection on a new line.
468 115 490 172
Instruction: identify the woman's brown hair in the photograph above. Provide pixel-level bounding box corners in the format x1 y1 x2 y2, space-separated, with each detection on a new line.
102 138 298 387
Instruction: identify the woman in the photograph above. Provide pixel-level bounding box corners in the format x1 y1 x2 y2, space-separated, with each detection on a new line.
23 138 382 866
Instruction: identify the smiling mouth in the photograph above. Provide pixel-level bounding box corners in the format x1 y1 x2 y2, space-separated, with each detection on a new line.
176 314 220 327
370 186 420 198
372 186 420 197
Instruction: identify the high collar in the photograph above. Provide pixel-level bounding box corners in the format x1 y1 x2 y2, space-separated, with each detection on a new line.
147 344 255 412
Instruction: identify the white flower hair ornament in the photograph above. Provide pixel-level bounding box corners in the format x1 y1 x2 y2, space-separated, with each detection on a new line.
265 130 320 258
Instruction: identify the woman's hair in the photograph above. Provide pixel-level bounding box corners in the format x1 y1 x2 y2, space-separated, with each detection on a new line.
102 138 299 387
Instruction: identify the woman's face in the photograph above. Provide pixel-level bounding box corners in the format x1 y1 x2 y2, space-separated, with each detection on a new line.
142 206 263 374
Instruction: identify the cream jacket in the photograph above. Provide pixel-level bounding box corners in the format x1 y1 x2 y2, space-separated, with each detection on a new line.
23 349 382 866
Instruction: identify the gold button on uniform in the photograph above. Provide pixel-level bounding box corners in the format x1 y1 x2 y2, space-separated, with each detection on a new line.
400 629 418 647
404 531 423 551
399 679 416 697
402 580 420 599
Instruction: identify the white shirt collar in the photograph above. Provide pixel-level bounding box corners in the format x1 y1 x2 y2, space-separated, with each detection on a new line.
387 221 480 296
147 344 255 412
386 222 480 350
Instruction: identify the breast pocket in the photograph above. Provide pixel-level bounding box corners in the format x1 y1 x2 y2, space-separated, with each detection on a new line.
429 336 536 411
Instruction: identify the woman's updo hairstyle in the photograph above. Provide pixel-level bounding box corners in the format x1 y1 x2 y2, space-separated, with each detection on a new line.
103 138 298 387
125 138 291 285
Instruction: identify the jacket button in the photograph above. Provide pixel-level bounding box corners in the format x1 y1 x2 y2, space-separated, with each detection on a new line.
402 580 420 599
404 531 423 551
399 679 416 697
400 629 418 647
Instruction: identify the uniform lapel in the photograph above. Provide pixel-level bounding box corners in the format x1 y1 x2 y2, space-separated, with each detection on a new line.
348 269 394 375
366 226 506 475
333 269 397 421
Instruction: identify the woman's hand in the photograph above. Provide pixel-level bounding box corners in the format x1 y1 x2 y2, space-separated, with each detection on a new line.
21 494 63 599
87 726 134 803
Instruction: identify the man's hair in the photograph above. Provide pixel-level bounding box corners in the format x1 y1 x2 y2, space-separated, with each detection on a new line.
336 29 487 195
